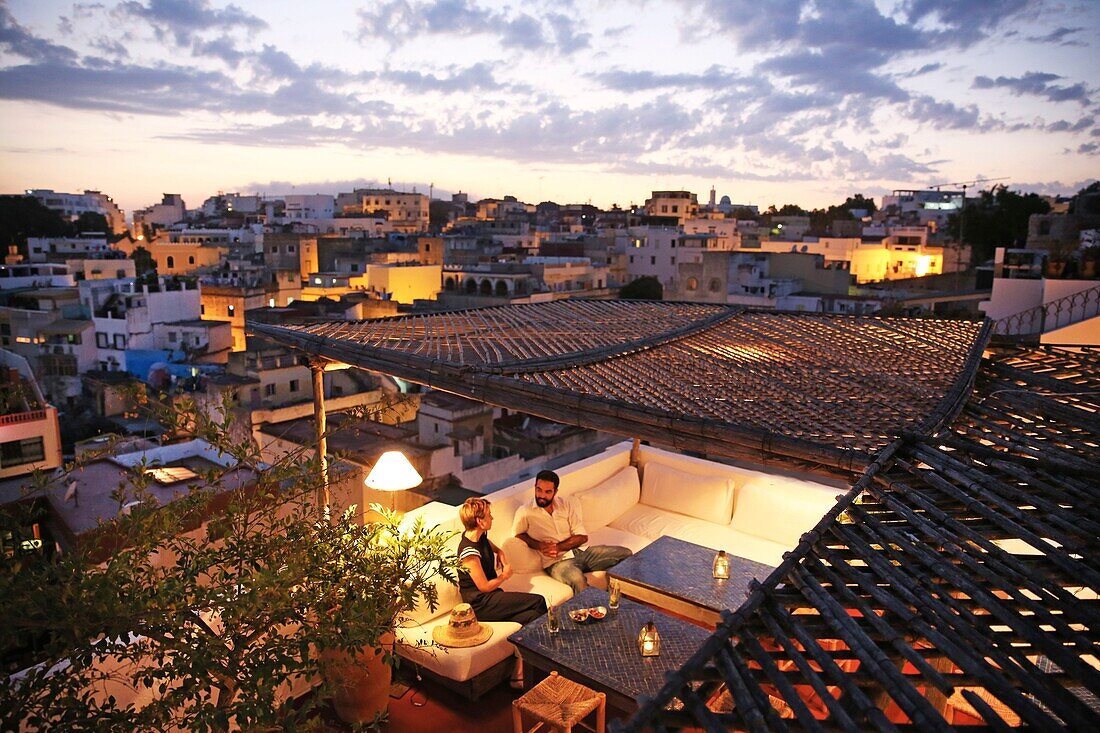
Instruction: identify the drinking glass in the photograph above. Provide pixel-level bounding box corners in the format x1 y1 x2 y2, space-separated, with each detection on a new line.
608 579 621 611
546 604 561 634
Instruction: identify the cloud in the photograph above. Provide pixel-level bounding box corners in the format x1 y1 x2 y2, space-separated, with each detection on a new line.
115 0 267 46
589 66 758 93
0 4 79 63
191 35 246 66
238 177 452 198
896 62 944 79
1078 142 1099 155
901 0 1032 45
1045 117 1094 133
356 0 589 55
907 95 985 130
379 63 512 93
1026 26 1086 46
973 71 1092 105
161 96 703 169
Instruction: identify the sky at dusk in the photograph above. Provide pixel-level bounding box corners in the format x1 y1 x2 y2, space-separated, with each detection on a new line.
0 0 1097 219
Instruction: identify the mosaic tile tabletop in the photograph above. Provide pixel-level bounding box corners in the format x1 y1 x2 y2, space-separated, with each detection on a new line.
609 535 776 615
509 587 711 703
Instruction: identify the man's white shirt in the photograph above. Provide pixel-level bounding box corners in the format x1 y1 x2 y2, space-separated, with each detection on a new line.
512 495 588 568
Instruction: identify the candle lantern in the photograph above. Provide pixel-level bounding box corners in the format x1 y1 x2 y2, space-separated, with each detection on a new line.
638 621 660 657
712 550 730 579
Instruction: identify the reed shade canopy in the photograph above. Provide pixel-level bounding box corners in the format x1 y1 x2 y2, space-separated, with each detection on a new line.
249 302 990 473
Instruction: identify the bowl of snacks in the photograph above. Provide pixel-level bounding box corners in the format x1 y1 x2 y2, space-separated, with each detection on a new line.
589 606 607 620
569 608 590 623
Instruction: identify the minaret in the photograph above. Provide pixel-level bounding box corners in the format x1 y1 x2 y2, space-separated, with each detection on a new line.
709 186 716 207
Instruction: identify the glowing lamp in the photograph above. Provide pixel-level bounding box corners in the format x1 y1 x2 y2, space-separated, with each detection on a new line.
638 621 660 657
712 550 730 579
365 451 423 492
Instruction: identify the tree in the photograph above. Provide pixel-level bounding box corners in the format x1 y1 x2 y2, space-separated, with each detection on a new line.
74 212 109 234
0 196 71 255
0 395 457 732
948 185 1051 263
775 204 808 216
131 246 156 276
620 276 663 300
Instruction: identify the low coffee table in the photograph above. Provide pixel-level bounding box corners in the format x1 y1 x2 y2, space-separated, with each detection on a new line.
509 587 710 713
609 536 776 627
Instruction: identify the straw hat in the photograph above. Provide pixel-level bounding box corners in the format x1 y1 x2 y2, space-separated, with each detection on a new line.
432 603 493 648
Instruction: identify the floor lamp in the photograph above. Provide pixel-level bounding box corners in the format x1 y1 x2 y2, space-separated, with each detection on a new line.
363 450 423 699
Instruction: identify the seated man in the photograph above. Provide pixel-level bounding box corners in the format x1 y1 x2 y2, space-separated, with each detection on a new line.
512 469 632 595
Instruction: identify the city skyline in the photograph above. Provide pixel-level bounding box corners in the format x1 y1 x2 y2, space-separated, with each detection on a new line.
1 0 1098 217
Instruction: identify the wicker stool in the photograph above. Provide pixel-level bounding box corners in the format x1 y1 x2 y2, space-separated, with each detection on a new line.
512 671 606 733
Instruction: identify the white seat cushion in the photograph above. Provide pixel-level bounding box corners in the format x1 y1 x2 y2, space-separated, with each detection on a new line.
573 466 640 530
641 462 735 523
731 476 842 546
395 619 521 682
500 572 573 606
608 504 789 568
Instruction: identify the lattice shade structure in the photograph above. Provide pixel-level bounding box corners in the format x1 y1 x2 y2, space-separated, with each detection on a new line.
250 302 988 469
618 345 1099 732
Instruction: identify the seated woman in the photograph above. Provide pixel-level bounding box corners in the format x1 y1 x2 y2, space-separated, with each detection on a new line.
457 497 547 626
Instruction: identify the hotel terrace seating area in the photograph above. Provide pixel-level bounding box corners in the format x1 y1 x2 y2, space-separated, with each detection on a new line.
254 301 1099 731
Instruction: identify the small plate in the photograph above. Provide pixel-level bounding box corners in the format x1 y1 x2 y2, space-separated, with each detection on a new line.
569 606 608 624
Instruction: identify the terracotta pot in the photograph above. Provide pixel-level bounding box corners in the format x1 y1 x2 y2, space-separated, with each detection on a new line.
323 632 394 725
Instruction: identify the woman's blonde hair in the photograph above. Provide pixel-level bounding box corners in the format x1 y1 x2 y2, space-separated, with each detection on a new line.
459 497 491 530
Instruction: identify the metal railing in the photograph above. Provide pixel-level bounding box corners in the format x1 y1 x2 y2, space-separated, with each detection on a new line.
993 284 1100 337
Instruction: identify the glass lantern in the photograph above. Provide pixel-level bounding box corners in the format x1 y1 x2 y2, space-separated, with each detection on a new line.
712 550 730 579
638 621 660 657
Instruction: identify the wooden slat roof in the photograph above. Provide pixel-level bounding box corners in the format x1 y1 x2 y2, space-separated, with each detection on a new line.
619 345 1100 732
250 302 988 467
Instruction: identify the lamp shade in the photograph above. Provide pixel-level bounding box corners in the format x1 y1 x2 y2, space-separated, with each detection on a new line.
365 451 423 492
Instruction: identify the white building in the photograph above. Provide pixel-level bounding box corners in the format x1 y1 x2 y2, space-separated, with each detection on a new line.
624 226 692 290
26 189 126 234
0 349 63 480
26 236 110 263
643 191 699 224
80 277 202 371
133 194 186 231
277 194 335 221
0 263 77 289
335 189 429 232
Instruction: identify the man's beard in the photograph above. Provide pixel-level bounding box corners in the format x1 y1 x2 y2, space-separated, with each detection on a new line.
535 496 552 508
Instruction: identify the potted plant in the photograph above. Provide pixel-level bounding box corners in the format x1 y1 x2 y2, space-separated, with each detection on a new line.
0 396 457 732
315 505 457 726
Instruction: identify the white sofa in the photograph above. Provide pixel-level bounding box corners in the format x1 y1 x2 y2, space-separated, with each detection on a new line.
394 441 846 698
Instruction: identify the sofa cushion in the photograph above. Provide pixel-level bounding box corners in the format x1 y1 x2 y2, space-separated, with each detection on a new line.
608 504 788 568
501 535 543 574
573 466 640 530
731 476 841 546
640 462 735 523
395 619 521 682
485 490 530 548
398 566 463 628
500 571 573 606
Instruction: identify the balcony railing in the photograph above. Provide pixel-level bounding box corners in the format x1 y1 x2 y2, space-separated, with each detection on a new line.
0 409 48 426
993 284 1100 337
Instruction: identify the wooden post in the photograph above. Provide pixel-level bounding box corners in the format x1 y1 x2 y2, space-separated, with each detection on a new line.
630 437 641 467
310 360 330 522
